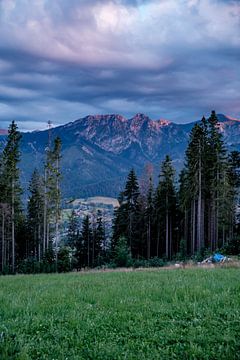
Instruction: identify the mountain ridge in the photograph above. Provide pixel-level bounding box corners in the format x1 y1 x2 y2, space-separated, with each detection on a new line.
1 113 240 198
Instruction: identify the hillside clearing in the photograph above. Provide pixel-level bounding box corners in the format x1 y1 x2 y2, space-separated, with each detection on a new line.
0 269 240 359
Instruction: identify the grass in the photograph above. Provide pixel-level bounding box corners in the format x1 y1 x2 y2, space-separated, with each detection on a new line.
0 268 240 359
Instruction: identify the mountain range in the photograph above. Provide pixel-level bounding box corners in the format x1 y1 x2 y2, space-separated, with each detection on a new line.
1 113 240 199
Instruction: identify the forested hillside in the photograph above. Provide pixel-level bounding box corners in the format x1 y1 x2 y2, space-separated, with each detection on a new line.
0 111 240 274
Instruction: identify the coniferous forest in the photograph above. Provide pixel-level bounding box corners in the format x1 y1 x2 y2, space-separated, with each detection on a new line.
0 111 240 274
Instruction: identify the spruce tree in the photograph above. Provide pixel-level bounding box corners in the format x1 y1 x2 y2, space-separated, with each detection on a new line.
1 121 22 272
112 169 142 258
80 215 93 268
124 169 141 257
67 210 79 249
207 110 227 249
95 210 105 263
43 136 62 254
154 155 176 259
184 118 208 253
27 169 44 261
145 176 154 259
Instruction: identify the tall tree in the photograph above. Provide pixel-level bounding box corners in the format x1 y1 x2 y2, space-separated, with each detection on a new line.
184 118 208 253
154 155 176 259
67 210 79 249
27 169 44 261
43 136 62 254
123 169 141 257
207 111 227 250
1 121 22 272
80 215 93 268
145 176 154 259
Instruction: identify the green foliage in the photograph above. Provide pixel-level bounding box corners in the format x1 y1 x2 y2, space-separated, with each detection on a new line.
42 248 56 273
193 247 212 262
179 238 187 262
66 209 79 248
222 236 240 255
17 258 41 274
148 257 165 267
114 236 131 267
57 246 71 272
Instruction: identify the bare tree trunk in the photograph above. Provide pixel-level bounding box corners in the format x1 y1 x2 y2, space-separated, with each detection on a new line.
2 210 5 272
201 199 205 249
169 216 172 260
147 216 151 260
197 152 202 252
87 232 90 268
55 155 60 268
38 223 41 261
156 224 160 258
210 202 215 251
184 208 188 250
11 180 15 273
166 212 169 259
191 200 196 255
43 167 47 254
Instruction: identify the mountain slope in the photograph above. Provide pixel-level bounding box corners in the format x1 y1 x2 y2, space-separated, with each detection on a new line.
2 113 240 198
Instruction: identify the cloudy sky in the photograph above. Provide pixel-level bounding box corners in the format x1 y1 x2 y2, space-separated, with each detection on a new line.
0 0 239 131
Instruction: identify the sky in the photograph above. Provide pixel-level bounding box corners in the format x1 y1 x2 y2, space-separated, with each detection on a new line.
0 0 239 131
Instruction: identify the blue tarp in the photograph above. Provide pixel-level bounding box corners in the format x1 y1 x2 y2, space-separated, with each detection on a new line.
213 253 225 262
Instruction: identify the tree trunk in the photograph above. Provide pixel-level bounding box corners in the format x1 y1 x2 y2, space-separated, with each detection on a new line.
43 167 47 254
2 210 5 272
197 151 202 252
166 212 169 259
191 200 196 255
147 216 151 259
11 180 15 273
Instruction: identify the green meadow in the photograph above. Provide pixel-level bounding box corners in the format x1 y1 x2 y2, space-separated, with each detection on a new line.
0 268 240 359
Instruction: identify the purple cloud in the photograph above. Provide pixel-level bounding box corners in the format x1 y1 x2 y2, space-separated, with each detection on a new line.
0 0 239 131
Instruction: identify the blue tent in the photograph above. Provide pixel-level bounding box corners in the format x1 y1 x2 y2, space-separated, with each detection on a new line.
213 253 225 262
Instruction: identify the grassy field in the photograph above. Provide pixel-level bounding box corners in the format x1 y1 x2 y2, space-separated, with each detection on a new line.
0 268 240 359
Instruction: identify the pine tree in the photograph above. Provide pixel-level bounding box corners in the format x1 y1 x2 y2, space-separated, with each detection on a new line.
207 111 227 250
184 118 208 253
67 210 79 249
111 169 141 258
111 192 128 252
52 137 62 254
145 176 154 259
95 210 105 264
124 169 141 257
80 215 93 268
43 136 62 254
27 169 44 261
154 155 176 259
0 121 22 272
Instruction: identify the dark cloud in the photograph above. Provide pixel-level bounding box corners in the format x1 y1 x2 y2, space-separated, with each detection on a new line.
0 0 239 131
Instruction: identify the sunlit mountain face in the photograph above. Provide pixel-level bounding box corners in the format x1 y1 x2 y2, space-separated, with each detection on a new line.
1 113 239 200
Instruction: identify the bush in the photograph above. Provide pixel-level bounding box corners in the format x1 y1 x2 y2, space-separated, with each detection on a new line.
42 248 56 273
221 236 240 255
57 247 71 272
132 259 147 268
193 247 211 262
114 236 132 267
148 257 165 267
17 258 41 274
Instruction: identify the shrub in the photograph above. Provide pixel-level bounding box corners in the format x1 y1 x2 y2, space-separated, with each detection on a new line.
221 236 240 255
57 247 71 273
114 236 132 267
148 257 165 267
